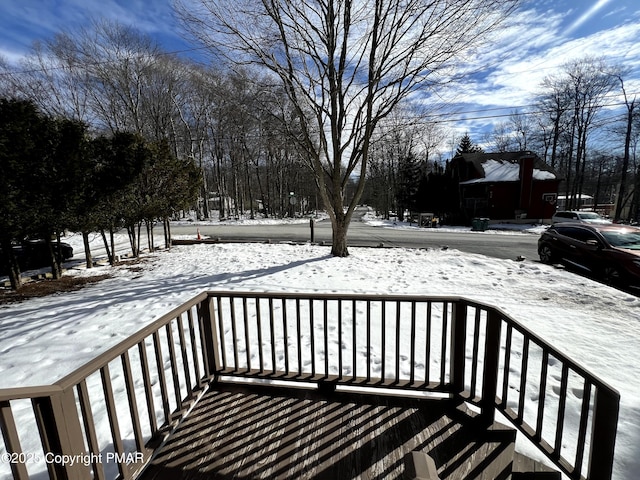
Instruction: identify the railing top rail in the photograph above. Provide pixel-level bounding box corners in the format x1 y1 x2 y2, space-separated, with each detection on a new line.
0 384 64 402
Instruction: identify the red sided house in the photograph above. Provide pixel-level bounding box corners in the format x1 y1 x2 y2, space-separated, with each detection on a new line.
450 151 560 221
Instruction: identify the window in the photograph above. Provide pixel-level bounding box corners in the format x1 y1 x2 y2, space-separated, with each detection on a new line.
555 226 599 243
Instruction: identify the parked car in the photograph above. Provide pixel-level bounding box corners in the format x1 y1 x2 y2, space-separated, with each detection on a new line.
1 240 73 274
551 210 611 224
538 223 640 286
22 239 73 268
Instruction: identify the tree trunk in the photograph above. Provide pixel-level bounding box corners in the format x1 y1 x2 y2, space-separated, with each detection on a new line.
330 216 350 257
615 102 634 221
1 237 22 290
164 217 171 249
127 225 139 258
47 236 62 280
100 229 114 265
110 229 116 264
82 231 93 268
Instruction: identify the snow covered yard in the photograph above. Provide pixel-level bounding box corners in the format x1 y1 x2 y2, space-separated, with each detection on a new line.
0 235 639 479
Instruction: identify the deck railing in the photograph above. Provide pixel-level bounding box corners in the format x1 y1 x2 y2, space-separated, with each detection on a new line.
0 291 619 480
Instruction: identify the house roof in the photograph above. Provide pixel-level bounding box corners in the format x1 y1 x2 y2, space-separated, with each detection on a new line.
455 152 557 185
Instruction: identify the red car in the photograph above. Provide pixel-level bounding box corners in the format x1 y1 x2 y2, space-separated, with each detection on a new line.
538 223 640 286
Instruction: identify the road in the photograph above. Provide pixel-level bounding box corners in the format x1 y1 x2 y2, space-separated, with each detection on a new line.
172 208 540 262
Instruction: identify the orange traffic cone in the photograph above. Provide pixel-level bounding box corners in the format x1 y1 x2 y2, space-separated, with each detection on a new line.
197 228 201 240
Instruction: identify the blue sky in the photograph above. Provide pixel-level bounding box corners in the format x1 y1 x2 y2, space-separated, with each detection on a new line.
1 0 639 144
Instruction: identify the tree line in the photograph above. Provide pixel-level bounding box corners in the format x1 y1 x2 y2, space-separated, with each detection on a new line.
362 57 640 223
0 21 319 225
3 5 637 265
0 98 200 290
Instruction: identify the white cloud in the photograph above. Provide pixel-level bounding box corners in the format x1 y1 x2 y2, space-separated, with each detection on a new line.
448 8 640 111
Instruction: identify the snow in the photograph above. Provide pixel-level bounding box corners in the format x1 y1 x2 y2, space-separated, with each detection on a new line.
460 159 557 184
0 222 638 479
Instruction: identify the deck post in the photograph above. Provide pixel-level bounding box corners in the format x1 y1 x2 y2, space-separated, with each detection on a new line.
587 387 620 480
32 389 92 480
200 295 219 379
450 302 467 394
479 309 502 425
0 400 30 480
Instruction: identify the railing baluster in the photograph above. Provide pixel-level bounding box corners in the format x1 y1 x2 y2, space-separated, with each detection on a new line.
381 300 386 381
425 301 432 385
187 308 202 383
536 349 549 442
243 297 251 372
257 298 265 374
366 299 371 383
574 378 592 478
269 297 276 373
76 380 106 480
0 400 29 480
500 324 513 407
152 331 171 423
229 297 239 371
324 299 329 379
470 308 482 398
518 336 530 423
100 364 130 479
176 314 193 394
138 340 157 435
309 299 316 377
395 300 401 383
121 351 145 453
212 296 226 373
338 299 343 380
165 323 183 408
410 301 416 385
352 299 357 381
440 302 449 386
554 364 570 459
296 298 302 376
282 297 289 375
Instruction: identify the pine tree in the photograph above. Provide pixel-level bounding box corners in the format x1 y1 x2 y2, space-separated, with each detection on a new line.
456 134 483 155
395 154 422 221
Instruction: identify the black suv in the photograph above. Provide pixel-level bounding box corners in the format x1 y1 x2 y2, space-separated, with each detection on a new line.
538 223 640 286
1 240 73 274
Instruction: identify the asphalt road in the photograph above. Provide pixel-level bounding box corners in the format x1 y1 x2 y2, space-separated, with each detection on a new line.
172 209 541 262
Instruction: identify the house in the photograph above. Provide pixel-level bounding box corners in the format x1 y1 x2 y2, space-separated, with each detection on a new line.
449 151 560 221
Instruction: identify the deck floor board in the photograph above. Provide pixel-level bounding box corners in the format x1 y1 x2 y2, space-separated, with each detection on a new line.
140 382 515 480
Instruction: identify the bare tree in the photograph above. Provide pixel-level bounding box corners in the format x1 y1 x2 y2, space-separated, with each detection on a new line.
487 121 514 152
614 73 637 221
175 0 520 256
3 36 92 122
509 109 533 150
536 74 572 169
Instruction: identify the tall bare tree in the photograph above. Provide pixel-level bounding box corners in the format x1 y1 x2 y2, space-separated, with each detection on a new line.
614 73 637 221
176 0 520 256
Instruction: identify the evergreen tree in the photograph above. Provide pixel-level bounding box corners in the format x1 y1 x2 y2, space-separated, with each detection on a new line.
456 133 483 155
0 99 47 288
395 154 422 221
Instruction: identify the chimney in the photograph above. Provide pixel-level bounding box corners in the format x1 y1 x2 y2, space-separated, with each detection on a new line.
519 155 535 210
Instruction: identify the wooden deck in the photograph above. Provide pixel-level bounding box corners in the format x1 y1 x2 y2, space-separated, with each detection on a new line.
140 381 518 480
